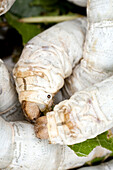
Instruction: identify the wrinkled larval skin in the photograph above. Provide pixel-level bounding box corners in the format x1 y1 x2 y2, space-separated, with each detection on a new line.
1 0 113 169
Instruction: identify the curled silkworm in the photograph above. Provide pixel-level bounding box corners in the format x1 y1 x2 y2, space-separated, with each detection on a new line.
45 75 113 144
13 17 87 121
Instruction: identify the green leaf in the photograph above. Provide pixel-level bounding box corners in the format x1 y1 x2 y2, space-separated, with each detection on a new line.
9 0 46 18
31 0 58 6
5 13 41 44
69 131 113 157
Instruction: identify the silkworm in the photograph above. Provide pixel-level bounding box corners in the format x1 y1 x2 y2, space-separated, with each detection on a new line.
13 17 87 121
46 75 113 144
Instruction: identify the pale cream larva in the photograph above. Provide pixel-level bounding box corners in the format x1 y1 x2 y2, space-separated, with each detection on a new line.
0 0 15 15
36 0 113 143
13 18 87 121
0 59 24 121
0 116 112 170
47 75 113 145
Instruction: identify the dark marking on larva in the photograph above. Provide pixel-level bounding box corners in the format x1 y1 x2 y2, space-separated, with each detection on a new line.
57 122 66 126
42 46 49 50
23 78 27 91
88 99 92 104
47 94 51 99
97 118 101 123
